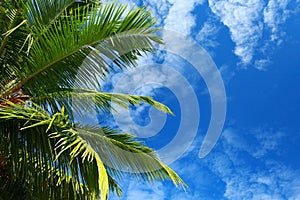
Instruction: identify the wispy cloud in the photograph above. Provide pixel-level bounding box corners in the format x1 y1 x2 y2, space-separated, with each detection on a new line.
208 0 296 68
163 0 205 35
142 0 172 23
103 0 298 69
108 57 201 164
221 128 285 158
109 181 166 200
125 182 166 200
263 0 292 43
138 0 205 35
204 128 300 199
109 126 300 199
145 0 296 68
208 0 264 65
196 19 220 49
254 59 272 71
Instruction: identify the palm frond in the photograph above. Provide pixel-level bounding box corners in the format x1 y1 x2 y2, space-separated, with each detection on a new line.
0 1 186 198
25 0 76 26
0 5 29 94
74 126 186 188
4 2 162 97
0 101 185 199
0 101 107 199
33 88 173 118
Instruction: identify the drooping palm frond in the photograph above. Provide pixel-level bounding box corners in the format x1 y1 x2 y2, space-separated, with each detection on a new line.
0 101 108 199
0 101 185 199
72 126 186 186
0 0 186 199
32 88 173 118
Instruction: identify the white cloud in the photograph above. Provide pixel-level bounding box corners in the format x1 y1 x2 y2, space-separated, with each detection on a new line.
208 0 264 65
125 182 166 200
204 128 300 200
222 128 285 158
164 0 205 35
251 130 284 158
138 0 206 35
263 0 291 43
107 26 229 162
110 61 200 164
208 0 296 66
142 0 172 23
254 59 272 71
196 20 220 49
109 127 300 200
102 0 298 69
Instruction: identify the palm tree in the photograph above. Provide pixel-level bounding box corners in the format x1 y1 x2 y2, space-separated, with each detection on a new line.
0 0 185 199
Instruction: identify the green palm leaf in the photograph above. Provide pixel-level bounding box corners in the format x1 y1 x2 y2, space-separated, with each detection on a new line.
0 1 186 199
0 101 185 199
33 88 173 118
3 2 162 97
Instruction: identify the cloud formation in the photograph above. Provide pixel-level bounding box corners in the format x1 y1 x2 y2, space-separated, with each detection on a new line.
105 0 297 69
196 20 220 50
163 0 205 35
205 128 300 199
208 0 264 65
208 0 296 67
263 0 291 43
104 0 298 69
111 127 300 199
125 182 165 200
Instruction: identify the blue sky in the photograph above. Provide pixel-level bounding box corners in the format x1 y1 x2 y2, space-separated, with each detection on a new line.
99 0 300 199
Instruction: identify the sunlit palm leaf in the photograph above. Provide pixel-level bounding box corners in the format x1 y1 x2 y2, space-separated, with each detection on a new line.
33 88 173 117
0 0 186 199
4 2 162 98
0 101 108 199
0 101 185 199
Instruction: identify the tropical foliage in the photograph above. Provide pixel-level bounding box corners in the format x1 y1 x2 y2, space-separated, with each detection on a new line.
0 0 185 199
